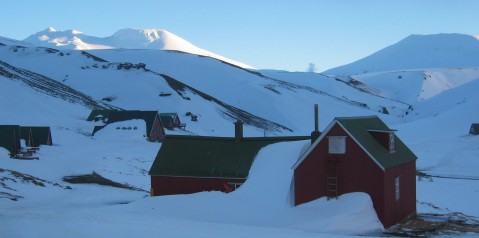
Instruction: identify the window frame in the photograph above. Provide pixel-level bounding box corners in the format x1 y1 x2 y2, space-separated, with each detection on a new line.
395 176 400 201
328 136 347 154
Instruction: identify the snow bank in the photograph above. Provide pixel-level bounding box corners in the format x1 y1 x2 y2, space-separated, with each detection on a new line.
94 119 147 142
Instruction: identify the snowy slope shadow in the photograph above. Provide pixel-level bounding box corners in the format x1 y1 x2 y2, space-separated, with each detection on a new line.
63 172 146 192
159 73 292 133
0 60 114 110
225 64 375 110
0 168 71 201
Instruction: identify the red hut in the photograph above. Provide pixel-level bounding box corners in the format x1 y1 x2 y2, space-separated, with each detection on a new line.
149 121 309 196
292 116 417 228
159 113 183 130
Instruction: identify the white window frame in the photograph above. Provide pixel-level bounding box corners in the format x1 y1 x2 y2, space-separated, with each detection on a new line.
389 133 396 153
328 136 346 154
395 176 400 201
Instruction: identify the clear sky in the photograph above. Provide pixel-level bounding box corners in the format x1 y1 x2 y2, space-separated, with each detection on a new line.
0 0 477 72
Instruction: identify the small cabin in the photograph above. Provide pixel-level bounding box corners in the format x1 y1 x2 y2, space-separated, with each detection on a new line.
292 116 417 228
90 110 165 142
20 126 53 147
1 125 49 159
149 121 309 196
159 113 183 130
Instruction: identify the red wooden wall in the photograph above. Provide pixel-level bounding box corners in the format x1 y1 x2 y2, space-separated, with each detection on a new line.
294 123 416 228
151 176 245 196
149 115 165 141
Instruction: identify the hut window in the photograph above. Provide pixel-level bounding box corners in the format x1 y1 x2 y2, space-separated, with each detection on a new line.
389 133 395 153
328 136 346 154
395 176 400 201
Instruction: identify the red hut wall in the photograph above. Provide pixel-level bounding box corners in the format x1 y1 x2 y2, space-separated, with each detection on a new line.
149 116 165 141
151 176 245 196
383 162 417 227
295 123 416 228
294 143 328 204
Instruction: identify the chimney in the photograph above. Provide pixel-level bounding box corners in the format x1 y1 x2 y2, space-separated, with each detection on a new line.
311 104 320 144
234 120 243 142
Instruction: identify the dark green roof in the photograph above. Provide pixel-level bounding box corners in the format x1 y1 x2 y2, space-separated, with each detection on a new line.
159 113 179 128
149 135 310 178
86 110 117 121
20 126 52 147
335 116 417 169
0 125 21 155
20 127 33 146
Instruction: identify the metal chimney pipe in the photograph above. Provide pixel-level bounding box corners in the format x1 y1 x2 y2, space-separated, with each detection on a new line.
235 120 243 142
311 104 320 144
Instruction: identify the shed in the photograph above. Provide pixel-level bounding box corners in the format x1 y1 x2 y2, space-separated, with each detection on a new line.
470 123 479 135
292 116 417 228
20 126 53 147
159 113 182 130
0 125 21 156
149 122 309 196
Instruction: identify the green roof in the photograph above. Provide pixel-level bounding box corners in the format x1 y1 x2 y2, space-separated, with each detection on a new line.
335 116 417 169
20 126 52 147
149 135 309 178
159 113 179 128
0 125 21 155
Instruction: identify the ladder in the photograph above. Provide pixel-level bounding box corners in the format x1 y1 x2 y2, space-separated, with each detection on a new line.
327 159 338 199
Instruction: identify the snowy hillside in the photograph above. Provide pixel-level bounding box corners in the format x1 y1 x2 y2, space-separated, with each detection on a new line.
2 30 479 237
324 34 479 75
0 38 414 136
23 27 253 69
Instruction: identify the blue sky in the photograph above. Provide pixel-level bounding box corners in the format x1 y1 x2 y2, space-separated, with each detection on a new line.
1 0 477 72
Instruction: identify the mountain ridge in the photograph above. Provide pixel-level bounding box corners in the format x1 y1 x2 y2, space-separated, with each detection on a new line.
23 27 253 69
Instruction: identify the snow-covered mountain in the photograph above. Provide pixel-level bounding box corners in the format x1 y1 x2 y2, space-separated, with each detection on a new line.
324 33 479 75
23 27 253 69
2 32 479 237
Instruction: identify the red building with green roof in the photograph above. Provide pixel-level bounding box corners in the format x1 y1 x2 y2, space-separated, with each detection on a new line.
149 121 309 196
292 116 417 228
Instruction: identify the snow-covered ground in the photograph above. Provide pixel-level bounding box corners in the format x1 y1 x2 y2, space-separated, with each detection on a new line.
1 31 479 237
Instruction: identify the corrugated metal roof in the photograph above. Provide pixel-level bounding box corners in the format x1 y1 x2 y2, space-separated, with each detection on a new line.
0 125 21 155
335 116 417 169
149 135 310 178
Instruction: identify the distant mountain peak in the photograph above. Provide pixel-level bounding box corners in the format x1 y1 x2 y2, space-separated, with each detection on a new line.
324 33 479 75
22 27 253 69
